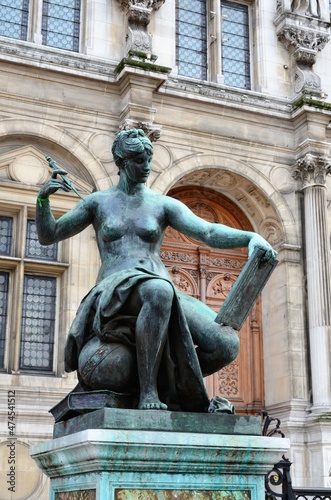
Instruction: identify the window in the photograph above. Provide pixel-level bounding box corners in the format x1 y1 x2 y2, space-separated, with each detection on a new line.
0 0 29 41
0 212 65 373
20 275 56 371
176 0 251 90
221 1 250 89
0 0 81 53
176 0 208 80
42 0 81 52
0 271 9 368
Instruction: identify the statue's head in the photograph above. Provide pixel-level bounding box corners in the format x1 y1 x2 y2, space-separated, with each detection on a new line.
112 128 153 170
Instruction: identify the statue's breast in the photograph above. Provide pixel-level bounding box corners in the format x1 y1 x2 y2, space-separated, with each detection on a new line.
100 215 162 243
100 219 127 242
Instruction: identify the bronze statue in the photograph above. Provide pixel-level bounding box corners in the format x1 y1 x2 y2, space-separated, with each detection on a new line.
36 129 276 414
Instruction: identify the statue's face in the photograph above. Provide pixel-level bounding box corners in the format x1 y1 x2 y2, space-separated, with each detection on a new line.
124 147 153 183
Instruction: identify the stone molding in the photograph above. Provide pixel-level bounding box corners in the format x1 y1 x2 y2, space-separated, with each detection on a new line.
31 426 290 477
292 153 331 187
275 6 330 96
117 0 166 54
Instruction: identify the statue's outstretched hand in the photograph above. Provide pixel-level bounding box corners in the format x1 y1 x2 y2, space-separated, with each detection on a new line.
38 168 71 199
248 234 277 261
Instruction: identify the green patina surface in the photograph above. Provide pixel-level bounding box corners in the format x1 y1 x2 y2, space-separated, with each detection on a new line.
114 57 172 74
115 490 251 500
293 97 331 111
55 490 96 500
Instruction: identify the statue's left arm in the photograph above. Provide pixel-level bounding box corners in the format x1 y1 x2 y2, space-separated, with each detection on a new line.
164 196 277 260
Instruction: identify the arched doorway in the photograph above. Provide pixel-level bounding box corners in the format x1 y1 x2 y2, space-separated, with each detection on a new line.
161 186 264 415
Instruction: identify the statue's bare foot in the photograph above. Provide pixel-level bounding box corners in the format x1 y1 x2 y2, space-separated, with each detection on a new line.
138 397 168 410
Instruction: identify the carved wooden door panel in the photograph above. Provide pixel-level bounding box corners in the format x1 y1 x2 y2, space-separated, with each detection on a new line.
161 186 264 415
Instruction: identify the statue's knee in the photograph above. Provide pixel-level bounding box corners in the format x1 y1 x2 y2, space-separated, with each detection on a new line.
141 279 174 306
228 334 240 363
221 326 240 364
210 325 239 365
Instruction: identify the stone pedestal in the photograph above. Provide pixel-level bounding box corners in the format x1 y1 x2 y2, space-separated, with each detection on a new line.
30 409 289 500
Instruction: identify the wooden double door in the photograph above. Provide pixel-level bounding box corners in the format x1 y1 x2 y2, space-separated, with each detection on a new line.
161 186 264 415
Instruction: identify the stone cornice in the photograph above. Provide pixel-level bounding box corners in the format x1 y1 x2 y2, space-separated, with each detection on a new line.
0 38 117 82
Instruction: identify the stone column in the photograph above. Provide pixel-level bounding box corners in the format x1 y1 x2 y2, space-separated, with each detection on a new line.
292 154 331 414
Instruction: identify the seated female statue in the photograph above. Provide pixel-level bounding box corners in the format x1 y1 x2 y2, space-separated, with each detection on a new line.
36 129 276 412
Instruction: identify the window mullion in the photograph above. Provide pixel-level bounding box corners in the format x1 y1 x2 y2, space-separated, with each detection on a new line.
30 0 44 44
10 207 27 371
209 0 222 82
10 262 25 372
16 207 28 259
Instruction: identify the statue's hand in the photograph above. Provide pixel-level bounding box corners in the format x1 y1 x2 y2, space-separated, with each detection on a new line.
38 168 71 198
248 234 277 261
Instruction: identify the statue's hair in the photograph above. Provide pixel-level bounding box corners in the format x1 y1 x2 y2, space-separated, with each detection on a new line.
112 128 153 168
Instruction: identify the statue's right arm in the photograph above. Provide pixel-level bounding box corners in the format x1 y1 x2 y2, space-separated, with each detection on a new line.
35 174 93 245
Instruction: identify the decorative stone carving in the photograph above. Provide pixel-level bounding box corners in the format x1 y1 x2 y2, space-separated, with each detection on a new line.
234 192 256 217
246 185 271 208
118 0 166 55
160 250 199 264
206 257 244 270
188 202 219 223
208 273 236 299
120 119 162 142
261 221 283 246
120 0 166 9
291 0 330 21
218 359 239 397
292 153 331 187
274 3 330 96
168 266 195 295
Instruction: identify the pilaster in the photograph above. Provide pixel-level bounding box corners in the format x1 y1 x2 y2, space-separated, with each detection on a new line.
292 153 331 414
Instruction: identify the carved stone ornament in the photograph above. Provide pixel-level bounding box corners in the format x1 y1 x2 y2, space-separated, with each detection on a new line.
274 3 330 95
218 359 239 397
118 0 166 54
120 0 166 10
292 153 331 187
120 119 162 142
277 0 330 22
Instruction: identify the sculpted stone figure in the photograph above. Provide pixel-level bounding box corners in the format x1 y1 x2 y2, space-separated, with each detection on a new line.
291 0 329 19
36 129 276 413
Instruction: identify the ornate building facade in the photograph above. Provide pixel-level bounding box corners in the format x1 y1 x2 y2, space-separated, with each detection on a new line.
0 0 330 497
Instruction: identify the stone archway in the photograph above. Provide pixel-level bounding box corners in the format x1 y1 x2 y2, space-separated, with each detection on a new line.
161 185 265 414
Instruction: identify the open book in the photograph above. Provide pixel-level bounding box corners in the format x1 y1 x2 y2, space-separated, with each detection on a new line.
215 247 278 330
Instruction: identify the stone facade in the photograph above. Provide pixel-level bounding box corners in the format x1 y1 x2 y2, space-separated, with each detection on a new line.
0 1 331 498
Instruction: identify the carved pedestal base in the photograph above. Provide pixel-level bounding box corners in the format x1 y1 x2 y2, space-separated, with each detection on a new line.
31 410 289 500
